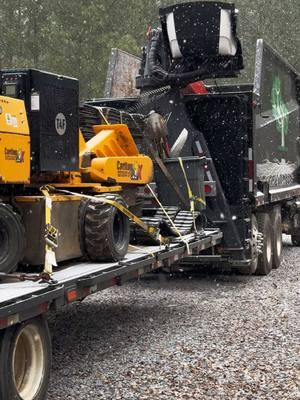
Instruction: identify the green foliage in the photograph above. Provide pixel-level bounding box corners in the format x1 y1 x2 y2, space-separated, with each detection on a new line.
0 0 299 98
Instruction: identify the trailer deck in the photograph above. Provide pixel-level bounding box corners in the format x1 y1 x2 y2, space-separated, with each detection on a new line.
0 229 222 329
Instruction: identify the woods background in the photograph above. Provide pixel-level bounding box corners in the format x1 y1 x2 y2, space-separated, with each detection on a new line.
0 0 299 98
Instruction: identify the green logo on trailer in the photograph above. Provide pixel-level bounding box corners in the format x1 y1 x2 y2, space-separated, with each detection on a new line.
271 76 289 152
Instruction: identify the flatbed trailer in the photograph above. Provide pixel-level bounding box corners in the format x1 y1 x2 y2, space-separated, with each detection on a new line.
0 229 221 400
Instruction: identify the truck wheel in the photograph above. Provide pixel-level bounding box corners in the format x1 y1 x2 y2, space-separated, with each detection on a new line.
255 213 273 275
249 215 259 274
0 316 51 400
271 209 282 269
81 194 130 261
0 203 25 274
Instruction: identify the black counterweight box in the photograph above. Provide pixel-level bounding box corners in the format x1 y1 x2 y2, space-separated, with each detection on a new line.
0 69 79 172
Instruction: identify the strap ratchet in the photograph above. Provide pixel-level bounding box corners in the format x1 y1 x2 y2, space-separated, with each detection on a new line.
42 186 169 246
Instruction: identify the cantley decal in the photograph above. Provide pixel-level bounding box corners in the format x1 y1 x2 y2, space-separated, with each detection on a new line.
117 161 143 180
5 148 25 163
131 163 143 180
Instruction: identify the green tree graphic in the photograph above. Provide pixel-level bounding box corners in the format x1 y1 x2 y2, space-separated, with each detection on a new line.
271 76 289 152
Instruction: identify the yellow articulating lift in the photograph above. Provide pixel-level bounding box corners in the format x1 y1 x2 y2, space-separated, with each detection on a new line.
0 69 153 275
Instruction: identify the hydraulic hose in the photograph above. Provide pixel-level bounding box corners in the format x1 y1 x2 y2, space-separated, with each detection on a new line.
148 29 209 85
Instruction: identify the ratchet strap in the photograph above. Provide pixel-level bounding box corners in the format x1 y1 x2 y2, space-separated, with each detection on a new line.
93 196 167 244
154 154 189 207
146 184 191 254
144 136 205 210
144 136 189 207
178 157 206 235
178 157 206 212
41 186 169 246
40 187 59 275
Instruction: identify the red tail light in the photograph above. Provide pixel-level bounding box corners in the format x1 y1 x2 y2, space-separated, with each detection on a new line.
204 184 212 194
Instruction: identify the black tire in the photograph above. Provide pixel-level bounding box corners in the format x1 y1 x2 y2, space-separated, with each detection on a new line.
255 213 273 275
270 209 282 269
81 194 130 261
0 203 25 274
249 214 259 274
0 316 51 400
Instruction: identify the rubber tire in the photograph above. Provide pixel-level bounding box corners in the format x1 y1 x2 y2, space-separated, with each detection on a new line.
0 203 25 274
249 214 259 275
0 316 51 400
270 209 282 269
255 213 273 275
82 194 130 261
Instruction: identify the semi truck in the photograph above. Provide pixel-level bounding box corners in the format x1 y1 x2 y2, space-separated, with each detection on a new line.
0 2 299 399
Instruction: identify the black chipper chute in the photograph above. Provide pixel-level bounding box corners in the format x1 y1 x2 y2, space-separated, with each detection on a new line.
136 1 244 89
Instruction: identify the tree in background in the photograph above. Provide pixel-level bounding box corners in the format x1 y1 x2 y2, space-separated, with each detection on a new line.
0 0 299 98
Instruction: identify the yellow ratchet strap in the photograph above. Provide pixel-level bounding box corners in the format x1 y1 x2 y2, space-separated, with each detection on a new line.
178 157 206 211
146 184 191 254
94 197 167 244
44 186 169 246
40 186 59 275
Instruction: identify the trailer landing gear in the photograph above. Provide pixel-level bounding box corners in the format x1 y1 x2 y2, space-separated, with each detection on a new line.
0 316 51 400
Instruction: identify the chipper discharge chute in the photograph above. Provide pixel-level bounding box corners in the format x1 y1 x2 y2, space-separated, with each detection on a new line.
0 69 153 274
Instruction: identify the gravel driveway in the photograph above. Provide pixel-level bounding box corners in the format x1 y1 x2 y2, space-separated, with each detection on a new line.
47 239 300 400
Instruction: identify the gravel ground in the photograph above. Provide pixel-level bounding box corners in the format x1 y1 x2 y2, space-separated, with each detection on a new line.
47 239 300 400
